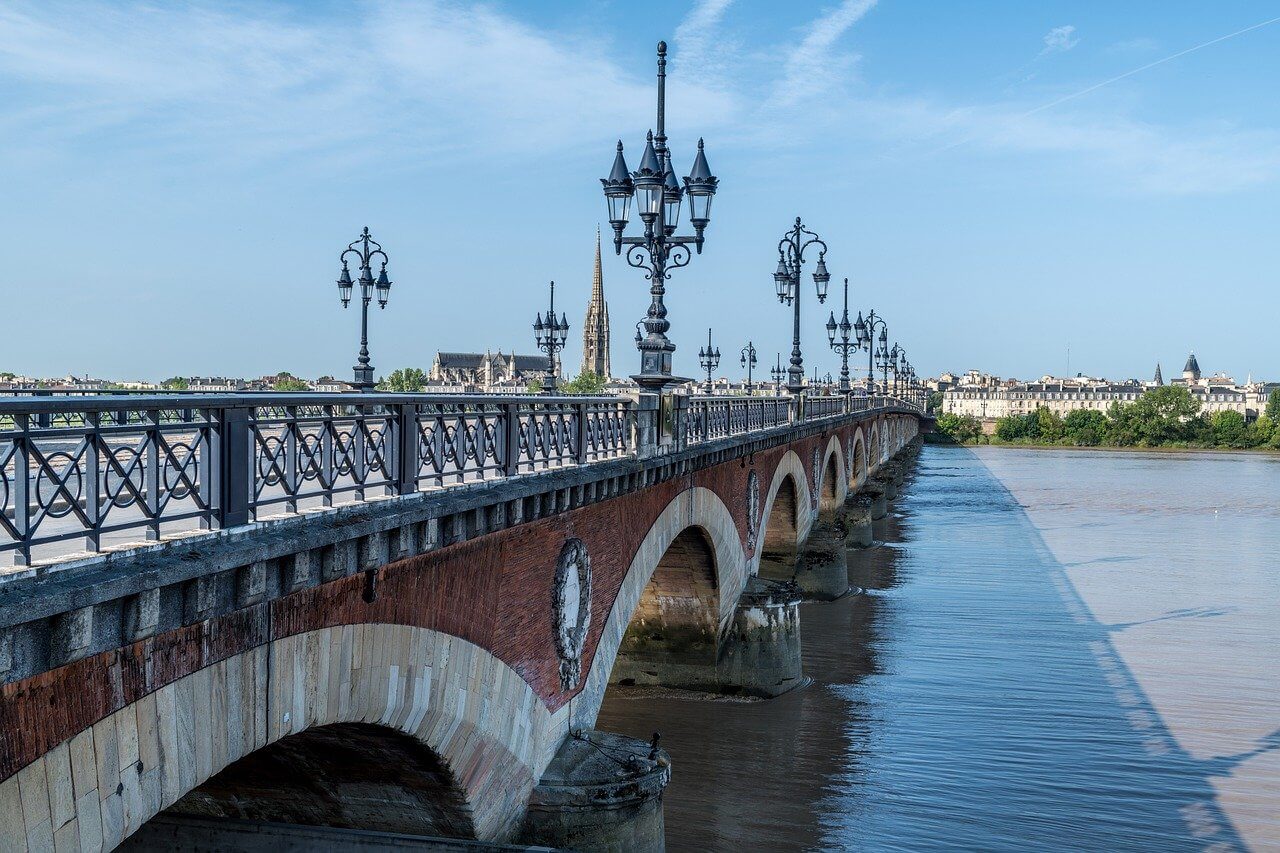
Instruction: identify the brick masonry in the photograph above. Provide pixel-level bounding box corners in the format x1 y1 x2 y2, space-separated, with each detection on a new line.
0 413 919 842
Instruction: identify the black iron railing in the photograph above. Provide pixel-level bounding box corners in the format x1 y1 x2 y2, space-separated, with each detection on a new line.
0 393 630 566
684 396 793 445
1 390 916 567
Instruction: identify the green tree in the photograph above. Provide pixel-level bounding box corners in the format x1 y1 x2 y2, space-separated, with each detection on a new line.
1127 386 1201 445
1063 409 1108 446
560 371 609 395
994 414 1026 442
378 367 428 392
1036 406 1066 442
1210 410 1247 447
160 376 189 390
1266 389 1280 421
1244 415 1274 448
927 391 943 413
272 372 309 391
935 413 981 444
0 372 14 381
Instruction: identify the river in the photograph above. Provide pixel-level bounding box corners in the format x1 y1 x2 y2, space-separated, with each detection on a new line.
596 445 1279 851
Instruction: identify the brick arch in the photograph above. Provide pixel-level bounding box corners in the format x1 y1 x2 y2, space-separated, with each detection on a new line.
754 450 813 580
572 486 748 731
0 626 551 849
849 426 867 489
868 423 881 469
819 434 846 517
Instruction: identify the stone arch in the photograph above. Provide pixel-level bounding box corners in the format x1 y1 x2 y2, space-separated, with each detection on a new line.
849 427 867 489
611 526 722 688
868 424 881 470
754 450 813 580
572 486 748 730
153 722 475 839
0 626 552 849
818 434 846 518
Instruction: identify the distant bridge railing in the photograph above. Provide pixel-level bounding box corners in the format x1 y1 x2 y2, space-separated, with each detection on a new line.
1 390 922 567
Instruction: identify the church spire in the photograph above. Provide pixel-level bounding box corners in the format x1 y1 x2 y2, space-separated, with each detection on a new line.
581 227 611 378
1153 363 1163 386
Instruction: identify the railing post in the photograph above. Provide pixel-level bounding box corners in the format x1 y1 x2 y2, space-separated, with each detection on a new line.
218 405 251 529
634 393 661 459
11 414 31 566
395 402 417 495
503 401 521 476
574 402 589 465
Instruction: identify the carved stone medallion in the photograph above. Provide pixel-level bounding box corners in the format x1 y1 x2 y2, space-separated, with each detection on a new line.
552 537 592 692
745 469 761 552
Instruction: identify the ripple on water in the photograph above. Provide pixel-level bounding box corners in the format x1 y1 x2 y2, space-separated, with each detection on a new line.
596 445 1271 852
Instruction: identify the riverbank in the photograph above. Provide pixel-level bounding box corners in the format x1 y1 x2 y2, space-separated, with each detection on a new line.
951 440 1280 457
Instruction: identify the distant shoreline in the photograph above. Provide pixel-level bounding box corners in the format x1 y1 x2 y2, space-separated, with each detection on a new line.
960 442 1280 458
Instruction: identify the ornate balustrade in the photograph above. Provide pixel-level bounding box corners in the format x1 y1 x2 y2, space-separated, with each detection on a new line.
1 389 918 567
684 396 793 446
0 393 630 567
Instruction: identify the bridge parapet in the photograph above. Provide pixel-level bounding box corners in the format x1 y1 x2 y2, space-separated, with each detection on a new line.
2 392 921 570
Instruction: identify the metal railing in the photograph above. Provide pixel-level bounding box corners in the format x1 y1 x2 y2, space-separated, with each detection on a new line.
1 393 630 566
1 390 918 566
684 396 792 445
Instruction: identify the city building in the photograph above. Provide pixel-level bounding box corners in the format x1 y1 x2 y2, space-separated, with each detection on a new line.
580 229 611 379
942 352 1272 421
428 351 550 390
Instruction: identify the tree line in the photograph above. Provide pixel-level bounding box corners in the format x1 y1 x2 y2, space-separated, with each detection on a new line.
935 386 1280 451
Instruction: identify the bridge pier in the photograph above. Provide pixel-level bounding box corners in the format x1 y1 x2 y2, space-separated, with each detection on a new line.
519 730 670 853
612 577 802 699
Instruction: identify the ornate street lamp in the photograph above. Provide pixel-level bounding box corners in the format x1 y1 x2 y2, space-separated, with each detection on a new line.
873 336 895 393
774 218 830 394
888 343 904 394
533 280 570 393
770 352 785 394
740 341 758 393
854 309 888 393
698 328 721 393
601 41 718 392
337 227 391 391
826 277 857 394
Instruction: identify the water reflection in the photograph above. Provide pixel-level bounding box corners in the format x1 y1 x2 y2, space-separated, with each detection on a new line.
596 446 1258 851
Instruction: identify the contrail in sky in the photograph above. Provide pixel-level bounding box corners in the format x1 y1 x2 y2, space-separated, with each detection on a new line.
1022 14 1280 118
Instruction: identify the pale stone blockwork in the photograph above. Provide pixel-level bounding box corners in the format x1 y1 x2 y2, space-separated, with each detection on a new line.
0 627 562 850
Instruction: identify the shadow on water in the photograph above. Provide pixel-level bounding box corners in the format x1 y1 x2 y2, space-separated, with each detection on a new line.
594 445 1248 852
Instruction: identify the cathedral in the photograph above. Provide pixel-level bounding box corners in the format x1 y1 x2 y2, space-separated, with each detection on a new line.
580 229 611 378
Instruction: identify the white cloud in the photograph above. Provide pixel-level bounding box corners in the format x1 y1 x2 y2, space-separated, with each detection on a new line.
770 0 878 107
1041 24 1079 55
674 0 736 79
0 1 736 171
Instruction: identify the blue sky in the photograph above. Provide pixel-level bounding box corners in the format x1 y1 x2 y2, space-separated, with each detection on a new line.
2 1 1278 384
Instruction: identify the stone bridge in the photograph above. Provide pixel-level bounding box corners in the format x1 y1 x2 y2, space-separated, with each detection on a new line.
0 391 924 851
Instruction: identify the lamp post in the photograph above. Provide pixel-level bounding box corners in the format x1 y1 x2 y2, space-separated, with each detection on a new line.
888 344 905 395
770 353 785 394
698 328 720 393
773 218 830 394
601 41 718 393
336 227 392 391
853 309 887 394
740 341 758 393
825 277 857 394
532 281 570 393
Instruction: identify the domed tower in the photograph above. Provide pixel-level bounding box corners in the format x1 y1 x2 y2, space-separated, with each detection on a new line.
1182 352 1201 383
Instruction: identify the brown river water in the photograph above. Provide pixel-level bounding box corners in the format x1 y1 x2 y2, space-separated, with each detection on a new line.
596 445 1279 851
